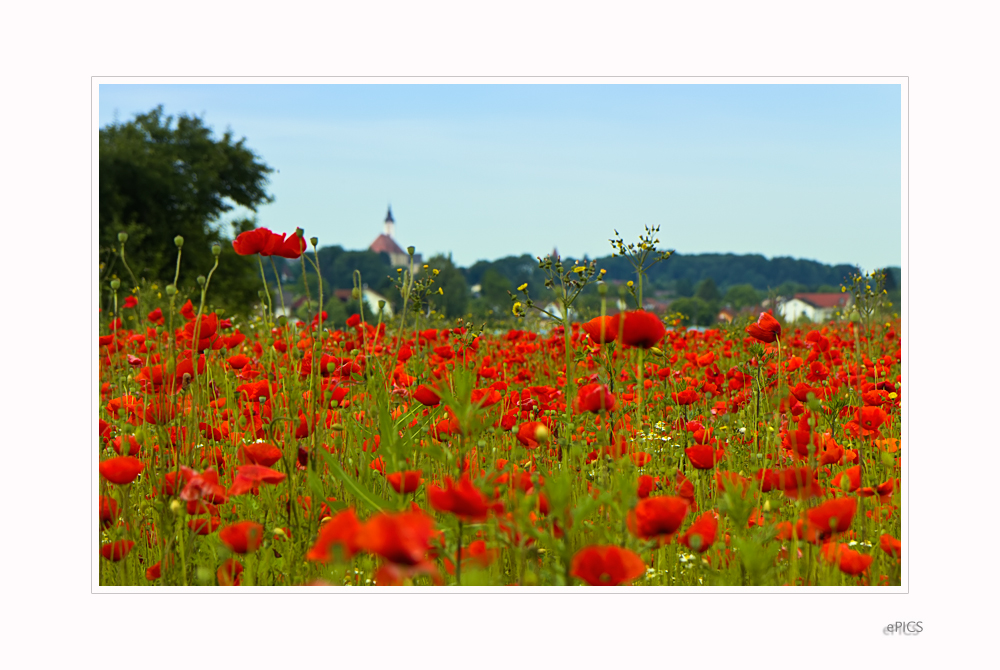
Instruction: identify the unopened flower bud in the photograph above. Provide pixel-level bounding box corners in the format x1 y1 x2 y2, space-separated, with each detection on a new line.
170 499 183 515
211 243 222 257
197 275 206 286
110 278 121 290
174 235 184 248
118 232 128 243
351 288 361 300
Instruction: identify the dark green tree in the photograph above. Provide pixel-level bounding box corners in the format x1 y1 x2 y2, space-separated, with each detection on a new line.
479 268 512 310
724 284 761 310
674 278 694 297
669 296 715 327
694 277 721 303
427 254 468 318
100 106 274 315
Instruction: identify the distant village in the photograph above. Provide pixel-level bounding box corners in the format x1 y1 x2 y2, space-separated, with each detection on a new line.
273 206 872 328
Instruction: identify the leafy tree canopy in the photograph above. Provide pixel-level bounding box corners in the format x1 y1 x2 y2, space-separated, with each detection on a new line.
100 106 274 315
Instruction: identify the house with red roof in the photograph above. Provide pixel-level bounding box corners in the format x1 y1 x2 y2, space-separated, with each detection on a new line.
779 292 852 323
369 206 421 269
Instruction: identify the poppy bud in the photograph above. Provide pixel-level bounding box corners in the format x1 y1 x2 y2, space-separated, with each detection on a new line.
378 300 386 311
170 499 183 514
197 276 206 286
175 235 184 248
166 285 177 296
277 316 287 327
212 243 222 257
118 232 128 243
407 246 415 256
598 282 608 296
110 278 121 290
310 237 319 247
352 288 361 300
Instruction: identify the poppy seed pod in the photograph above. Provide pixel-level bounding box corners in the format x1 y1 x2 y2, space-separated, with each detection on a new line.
174 235 184 247
118 232 129 243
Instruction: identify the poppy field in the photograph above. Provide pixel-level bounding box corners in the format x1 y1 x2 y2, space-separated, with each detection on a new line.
97 228 902 587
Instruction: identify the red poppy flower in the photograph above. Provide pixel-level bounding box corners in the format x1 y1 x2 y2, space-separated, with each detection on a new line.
240 442 283 467
671 389 700 406
99 456 145 485
627 496 690 540
857 406 889 434
823 543 874 575
354 510 436 566
575 382 616 413
745 311 782 343
879 534 901 559
413 384 441 407
147 307 165 325
580 315 619 346
619 310 666 349
228 464 287 496
180 468 229 505
516 421 549 449
227 354 251 370
100 540 135 561
262 229 307 259
111 435 141 456
630 451 652 467
99 496 119 528
679 511 719 553
685 444 721 470
217 559 244 586
122 295 138 309
188 517 222 535
306 509 361 563
807 496 857 534
831 465 861 492
145 554 175 581
570 545 646 586
232 227 274 255
636 474 658 499
443 539 499 575
428 475 503 522
387 470 423 494
219 521 265 554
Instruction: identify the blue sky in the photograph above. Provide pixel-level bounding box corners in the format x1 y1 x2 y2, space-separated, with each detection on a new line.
98 83 901 271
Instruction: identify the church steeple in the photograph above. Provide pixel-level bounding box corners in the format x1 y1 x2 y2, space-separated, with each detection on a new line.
383 205 396 237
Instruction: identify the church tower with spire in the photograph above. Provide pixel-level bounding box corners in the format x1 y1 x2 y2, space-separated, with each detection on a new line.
369 204 420 269
383 205 396 238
